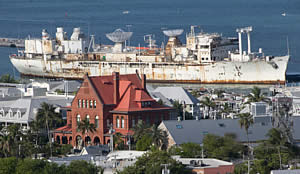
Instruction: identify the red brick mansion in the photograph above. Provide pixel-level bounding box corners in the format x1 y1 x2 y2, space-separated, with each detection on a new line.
54 72 173 148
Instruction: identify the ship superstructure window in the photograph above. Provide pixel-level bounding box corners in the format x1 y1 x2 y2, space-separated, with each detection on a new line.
78 99 81 108
95 116 99 128
121 117 124 128
94 100 97 108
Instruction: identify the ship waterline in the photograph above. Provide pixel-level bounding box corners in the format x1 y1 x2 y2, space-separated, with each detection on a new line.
10 55 289 84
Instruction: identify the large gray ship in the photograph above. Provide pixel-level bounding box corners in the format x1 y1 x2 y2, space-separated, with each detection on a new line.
9 26 289 84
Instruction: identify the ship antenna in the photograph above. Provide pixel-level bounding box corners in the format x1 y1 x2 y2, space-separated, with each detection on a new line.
287 36 290 56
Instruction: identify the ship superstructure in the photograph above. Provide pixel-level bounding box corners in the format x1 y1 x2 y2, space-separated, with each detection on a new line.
10 26 289 84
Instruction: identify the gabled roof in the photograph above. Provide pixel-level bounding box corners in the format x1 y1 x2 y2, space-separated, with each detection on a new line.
88 74 171 113
112 85 169 113
154 87 199 105
160 118 273 145
89 74 142 105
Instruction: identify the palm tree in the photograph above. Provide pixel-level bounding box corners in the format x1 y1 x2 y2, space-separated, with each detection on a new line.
78 119 96 146
200 97 216 119
36 102 61 157
132 120 150 142
0 134 11 157
266 128 287 169
172 100 183 118
214 89 225 99
238 112 254 174
246 86 266 103
114 132 125 150
149 124 167 149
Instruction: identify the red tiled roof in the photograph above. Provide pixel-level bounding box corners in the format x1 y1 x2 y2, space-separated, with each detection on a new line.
89 74 142 105
89 73 171 112
55 125 72 133
113 83 170 113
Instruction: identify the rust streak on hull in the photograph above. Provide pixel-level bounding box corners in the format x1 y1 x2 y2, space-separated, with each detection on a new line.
20 73 285 84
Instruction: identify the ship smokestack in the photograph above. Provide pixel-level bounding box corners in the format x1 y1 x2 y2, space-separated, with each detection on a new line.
113 72 120 105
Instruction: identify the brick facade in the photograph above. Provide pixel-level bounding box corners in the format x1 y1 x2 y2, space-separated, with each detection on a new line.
54 73 172 149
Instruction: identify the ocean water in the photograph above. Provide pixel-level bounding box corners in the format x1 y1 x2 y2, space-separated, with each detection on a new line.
0 0 299 77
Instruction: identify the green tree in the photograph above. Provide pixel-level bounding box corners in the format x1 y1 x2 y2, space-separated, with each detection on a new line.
132 120 150 142
214 89 225 99
169 142 202 158
234 162 248 174
203 134 244 161
136 134 153 151
78 119 96 147
36 102 62 157
238 112 254 174
0 74 18 83
266 128 290 170
0 134 11 157
120 149 191 174
200 97 216 119
114 132 125 150
15 158 47 174
67 160 99 174
246 86 266 103
149 124 167 149
0 157 18 173
172 100 184 118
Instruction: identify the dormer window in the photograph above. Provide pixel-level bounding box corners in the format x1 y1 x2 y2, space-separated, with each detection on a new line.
141 101 152 108
9 110 13 118
17 111 21 119
0 110 4 117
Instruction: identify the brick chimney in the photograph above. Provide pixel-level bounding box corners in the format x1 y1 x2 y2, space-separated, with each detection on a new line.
142 74 146 90
113 72 120 105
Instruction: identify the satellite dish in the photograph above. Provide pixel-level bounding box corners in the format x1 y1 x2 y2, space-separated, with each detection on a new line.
163 29 184 37
106 29 133 43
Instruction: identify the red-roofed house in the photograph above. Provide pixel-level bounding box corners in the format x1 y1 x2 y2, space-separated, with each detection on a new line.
54 72 173 149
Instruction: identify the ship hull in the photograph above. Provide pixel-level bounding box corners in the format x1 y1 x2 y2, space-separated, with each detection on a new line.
10 56 289 84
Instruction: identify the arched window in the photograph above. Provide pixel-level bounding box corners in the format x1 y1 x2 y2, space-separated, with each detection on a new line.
90 100 93 108
0 109 4 117
9 110 13 118
78 99 81 108
121 117 124 128
77 115 81 125
17 111 21 119
116 116 120 128
95 116 99 128
107 119 110 127
94 100 97 108
82 100 85 108
86 115 90 123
